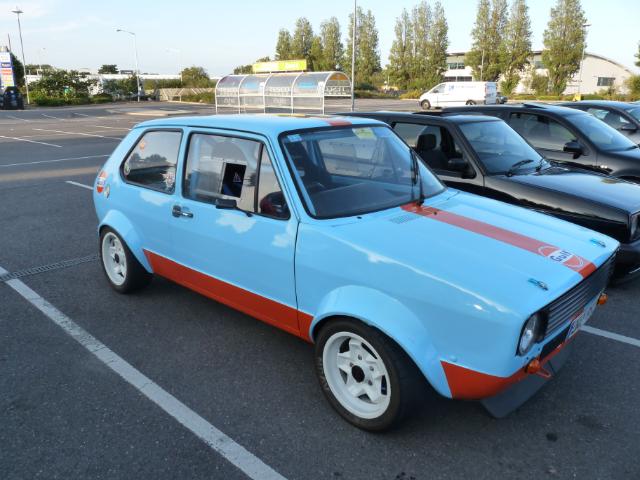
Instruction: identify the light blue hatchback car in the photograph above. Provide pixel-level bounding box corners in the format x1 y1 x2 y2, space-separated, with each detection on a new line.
94 114 618 431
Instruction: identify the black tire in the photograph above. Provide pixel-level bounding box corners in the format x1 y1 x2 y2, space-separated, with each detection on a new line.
420 99 431 110
99 227 151 294
466 100 476 105
314 318 424 432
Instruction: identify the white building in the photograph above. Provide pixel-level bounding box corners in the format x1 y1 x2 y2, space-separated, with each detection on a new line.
444 50 635 94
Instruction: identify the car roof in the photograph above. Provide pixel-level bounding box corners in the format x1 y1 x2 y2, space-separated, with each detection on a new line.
443 103 585 116
561 100 639 110
349 111 500 124
134 114 381 134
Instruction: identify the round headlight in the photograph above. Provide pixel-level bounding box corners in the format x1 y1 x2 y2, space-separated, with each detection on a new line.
518 313 541 356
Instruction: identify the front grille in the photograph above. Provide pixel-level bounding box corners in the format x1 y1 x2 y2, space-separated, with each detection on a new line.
544 252 617 337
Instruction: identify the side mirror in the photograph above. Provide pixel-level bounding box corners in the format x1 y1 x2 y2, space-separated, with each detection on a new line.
563 140 583 158
620 123 638 133
447 158 476 178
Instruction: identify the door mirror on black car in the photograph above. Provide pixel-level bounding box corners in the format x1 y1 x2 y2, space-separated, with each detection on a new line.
563 140 583 158
447 158 475 179
620 123 638 133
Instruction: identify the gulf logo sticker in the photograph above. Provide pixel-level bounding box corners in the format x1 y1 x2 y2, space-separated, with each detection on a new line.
538 246 586 270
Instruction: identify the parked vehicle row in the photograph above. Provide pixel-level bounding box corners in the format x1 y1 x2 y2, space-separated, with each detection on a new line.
560 100 640 145
93 113 619 431
0 86 25 110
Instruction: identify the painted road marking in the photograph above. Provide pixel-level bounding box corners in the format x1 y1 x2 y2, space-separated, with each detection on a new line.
6 115 29 122
0 154 109 168
0 264 287 480
65 180 93 191
90 125 132 130
32 128 123 140
73 113 90 117
41 114 61 120
0 134 62 148
582 326 640 348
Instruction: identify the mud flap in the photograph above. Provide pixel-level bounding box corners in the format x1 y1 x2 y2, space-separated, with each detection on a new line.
481 342 574 418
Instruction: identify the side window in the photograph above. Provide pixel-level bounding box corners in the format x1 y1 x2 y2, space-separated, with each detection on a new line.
509 113 575 151
393 122 428 148
257 149 289 219
587 108 630 130
122 130 182 193
183 133 260 212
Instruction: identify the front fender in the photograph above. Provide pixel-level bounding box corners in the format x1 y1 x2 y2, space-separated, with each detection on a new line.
309 285 452 398
98 209 152 272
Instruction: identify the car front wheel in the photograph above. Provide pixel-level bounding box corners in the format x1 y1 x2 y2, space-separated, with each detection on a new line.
315 319 422 431
420 99 431 110
100 228 151 293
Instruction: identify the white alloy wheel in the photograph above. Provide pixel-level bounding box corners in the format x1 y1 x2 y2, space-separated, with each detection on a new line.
101 232 127 286
322 331 391 419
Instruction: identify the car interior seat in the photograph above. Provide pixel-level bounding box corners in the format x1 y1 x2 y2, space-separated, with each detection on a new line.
416 133 448 170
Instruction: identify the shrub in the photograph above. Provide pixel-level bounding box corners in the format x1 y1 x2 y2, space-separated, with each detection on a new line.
399 89 423 100
510 94 537 100
625 75 640 97
536 95 561 101
180 92 215 103
354 90 396 99
91 93 114 104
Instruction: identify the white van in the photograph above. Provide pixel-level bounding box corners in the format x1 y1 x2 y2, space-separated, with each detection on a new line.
418 81 497 109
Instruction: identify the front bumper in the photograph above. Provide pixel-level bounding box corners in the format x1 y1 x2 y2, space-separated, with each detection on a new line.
613 237 640 282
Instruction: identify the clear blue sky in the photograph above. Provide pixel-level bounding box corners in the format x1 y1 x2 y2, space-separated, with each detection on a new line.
0 0 637 75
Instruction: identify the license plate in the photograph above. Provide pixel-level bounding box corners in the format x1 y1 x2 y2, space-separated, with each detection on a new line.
566 293 600 339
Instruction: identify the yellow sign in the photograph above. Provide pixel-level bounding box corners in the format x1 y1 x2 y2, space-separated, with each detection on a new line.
253 60 307 73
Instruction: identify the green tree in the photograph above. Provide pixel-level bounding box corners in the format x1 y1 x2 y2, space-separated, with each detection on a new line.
98 64 118 74
423 1 449 89
529 71 549 96
410 1 432 86
465 0 508 81
275 29 292 60
180 66 211 87
308 36 324 71
319 17 343 70
634 42 640 68
388 8 414 89
10 53 24 87
25 63 53 74
291 17 314 60
344 7 381 87
542 0 587 95
30 69 95 97
500 0 532 95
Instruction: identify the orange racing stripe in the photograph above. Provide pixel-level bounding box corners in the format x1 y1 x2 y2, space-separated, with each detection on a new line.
402 203 596 278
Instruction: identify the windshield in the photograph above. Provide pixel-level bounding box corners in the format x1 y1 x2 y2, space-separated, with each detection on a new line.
280 126 444 218
628 107 640 122
458 120 546 174
570 113 637 151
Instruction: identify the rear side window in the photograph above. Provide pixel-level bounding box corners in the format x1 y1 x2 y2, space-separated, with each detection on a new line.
183 133 289 219
122 130 182 193
508 113 575 151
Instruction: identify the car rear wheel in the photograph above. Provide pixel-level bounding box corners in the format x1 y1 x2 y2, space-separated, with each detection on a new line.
466 100 476 105
100 228 151 293
420 100 431 110
315 318 423 431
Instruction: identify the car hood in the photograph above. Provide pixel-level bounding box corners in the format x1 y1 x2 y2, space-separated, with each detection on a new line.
326 190 618 318
507 167 640 213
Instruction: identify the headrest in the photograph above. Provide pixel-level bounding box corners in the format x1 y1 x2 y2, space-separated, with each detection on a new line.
417 133 437 151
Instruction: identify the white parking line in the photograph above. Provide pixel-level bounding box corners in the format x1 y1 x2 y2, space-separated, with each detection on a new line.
0 264 287 480
582 326 640 348
32 128 123 140
90 125 132 131
6 115 29 122
74 113 90 117
0 134 62 148
0 154 109 168
65 180 94 190
41 114 61 120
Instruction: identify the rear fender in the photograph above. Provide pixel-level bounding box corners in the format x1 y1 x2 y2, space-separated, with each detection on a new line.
309 285 451 398
98 210 151 272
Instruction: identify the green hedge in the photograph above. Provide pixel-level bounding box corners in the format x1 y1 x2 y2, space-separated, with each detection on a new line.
400 89 423 100
179 92 215 103
354 90 396 99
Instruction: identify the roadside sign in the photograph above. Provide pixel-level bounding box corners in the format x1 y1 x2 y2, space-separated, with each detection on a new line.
253 59 307 73
0 49 16 88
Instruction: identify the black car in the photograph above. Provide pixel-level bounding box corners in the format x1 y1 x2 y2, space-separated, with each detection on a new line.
0 86 25 110
346 111 640 281
438 103 640 183
559 100 640 145
496 92 508 104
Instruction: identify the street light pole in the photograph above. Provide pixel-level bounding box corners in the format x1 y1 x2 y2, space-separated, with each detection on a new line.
117 29 141 102
350 0 356 111
11 7 30 105
166 48 182 82
577 23 591 98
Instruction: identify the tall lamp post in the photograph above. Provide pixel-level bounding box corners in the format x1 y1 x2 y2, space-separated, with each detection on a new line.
117 29 141 102
577 23 591 98
11 7 30 105
166 48 182 82
350 0 357 111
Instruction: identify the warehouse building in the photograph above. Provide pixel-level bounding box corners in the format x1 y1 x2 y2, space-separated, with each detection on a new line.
444 50 635 94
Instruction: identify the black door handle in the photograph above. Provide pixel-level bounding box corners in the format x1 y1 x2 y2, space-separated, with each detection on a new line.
172 205 193 218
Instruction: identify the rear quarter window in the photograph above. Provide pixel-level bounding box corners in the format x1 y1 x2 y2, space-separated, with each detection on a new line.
122 130 182 193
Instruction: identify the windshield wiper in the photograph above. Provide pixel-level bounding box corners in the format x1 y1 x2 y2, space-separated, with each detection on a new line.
411 152 426 206
535 157 546 171
506 159 534 177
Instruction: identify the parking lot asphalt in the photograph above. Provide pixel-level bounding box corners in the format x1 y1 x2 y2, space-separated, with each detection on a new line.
1 101 639 480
